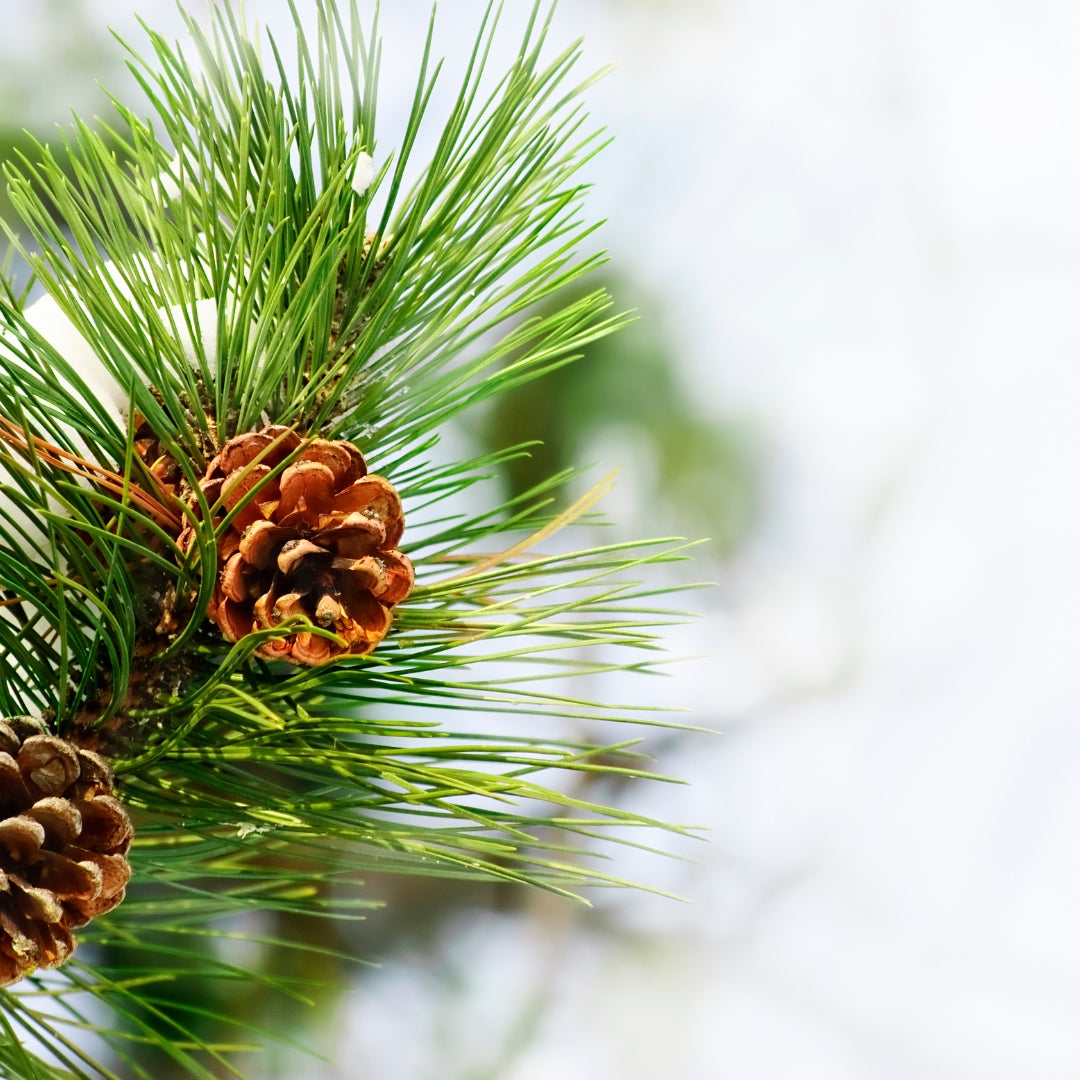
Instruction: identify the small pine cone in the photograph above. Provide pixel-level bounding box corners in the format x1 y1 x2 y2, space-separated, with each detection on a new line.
0 717 132 986
132 415 184 501
181 426 414 665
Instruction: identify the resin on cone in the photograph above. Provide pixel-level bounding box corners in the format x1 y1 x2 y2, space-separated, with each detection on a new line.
181 426 413 665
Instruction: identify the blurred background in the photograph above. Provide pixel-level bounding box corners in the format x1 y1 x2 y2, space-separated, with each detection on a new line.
4 0 1080 1076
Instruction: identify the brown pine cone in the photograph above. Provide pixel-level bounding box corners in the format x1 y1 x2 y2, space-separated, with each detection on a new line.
0 717 132 986
132 415 184 502
182 426 413 665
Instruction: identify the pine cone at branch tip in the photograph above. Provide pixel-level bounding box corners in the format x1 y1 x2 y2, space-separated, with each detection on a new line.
179 426 414 665
0 717 132 986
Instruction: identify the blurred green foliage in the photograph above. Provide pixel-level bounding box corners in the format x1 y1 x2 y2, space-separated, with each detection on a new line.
484 276 756 558
0 0 115 120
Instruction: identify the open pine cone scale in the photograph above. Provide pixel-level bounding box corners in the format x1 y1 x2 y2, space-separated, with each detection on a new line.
184 426 414 665
0 718 132 985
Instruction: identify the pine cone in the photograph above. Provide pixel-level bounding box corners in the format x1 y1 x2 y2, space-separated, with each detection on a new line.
183 426 413 665
0 717 132 986
132 415 184 502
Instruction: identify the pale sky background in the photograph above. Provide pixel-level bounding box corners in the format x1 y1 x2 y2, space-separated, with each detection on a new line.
3 0 1080 1077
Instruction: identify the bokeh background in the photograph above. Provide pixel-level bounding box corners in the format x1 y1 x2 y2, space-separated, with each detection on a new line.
4 0 1080 1077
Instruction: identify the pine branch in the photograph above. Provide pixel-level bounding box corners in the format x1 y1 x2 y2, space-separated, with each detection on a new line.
0 2 700 1075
